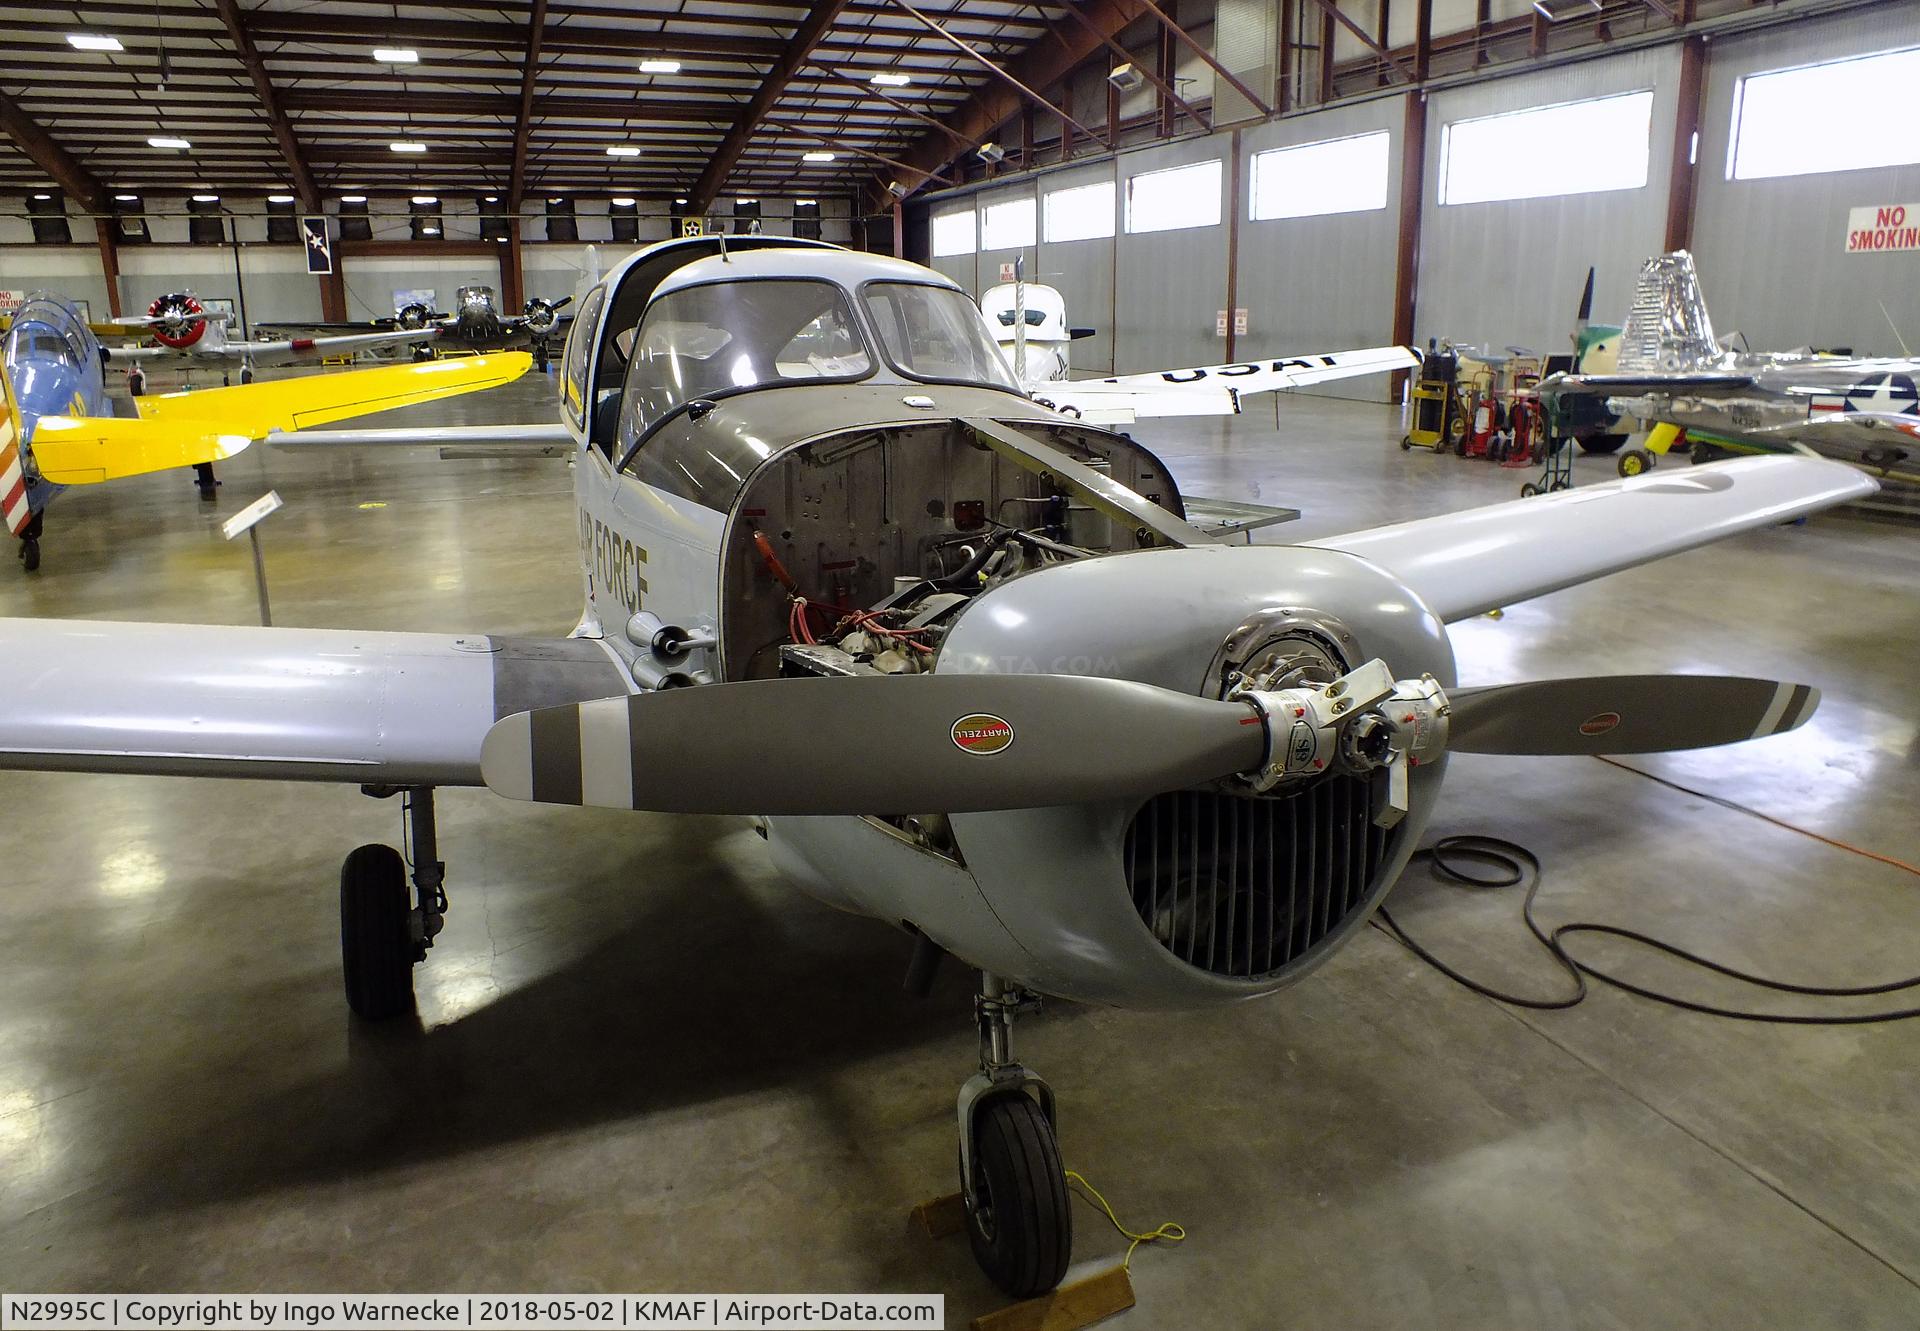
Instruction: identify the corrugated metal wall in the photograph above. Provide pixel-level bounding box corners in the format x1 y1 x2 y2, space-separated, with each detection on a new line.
1415 45 1681 357
1691 7 1920 357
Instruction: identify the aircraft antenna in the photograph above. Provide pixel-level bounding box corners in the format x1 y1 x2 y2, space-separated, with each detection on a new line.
1878 299 1912 358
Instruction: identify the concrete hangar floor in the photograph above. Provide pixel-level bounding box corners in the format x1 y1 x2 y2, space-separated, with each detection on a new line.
2 368 1917 1328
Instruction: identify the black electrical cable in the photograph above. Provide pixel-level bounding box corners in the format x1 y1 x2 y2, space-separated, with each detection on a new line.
1375 834 1920 1024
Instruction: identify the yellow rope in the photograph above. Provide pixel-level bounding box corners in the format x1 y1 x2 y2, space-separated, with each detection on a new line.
1064 1171 1186 1272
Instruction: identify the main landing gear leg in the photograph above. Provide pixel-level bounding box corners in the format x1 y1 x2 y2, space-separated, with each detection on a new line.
341 785 448 1019
958 973 1072 1299
16 512 43 573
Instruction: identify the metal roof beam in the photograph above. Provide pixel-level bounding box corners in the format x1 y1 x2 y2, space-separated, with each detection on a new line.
686 0 856 213
0 89 105 209
243 13 787 61
508 0 547 212
890 0 1106 148
214 0 320 210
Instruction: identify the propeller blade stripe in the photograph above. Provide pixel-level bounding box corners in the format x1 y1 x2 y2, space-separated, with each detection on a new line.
578 697 633 809
1749 680 1795 740
1777 684 1818 734
528 703 583 805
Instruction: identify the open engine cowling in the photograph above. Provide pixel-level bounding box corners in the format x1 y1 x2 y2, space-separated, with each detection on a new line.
147 292 207 349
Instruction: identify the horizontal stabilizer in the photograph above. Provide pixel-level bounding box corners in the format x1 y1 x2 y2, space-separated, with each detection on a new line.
28 414 253 485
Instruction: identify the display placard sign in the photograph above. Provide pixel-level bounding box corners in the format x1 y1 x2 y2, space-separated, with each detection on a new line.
0 290 24 316
1845 203 1920 254
302 215 333 273
999 262 1017 282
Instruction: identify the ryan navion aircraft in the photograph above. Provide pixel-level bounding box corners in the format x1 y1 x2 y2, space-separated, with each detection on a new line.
0 236 1874 1299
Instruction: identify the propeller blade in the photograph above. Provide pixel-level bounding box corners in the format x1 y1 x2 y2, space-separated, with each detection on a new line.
1448 676 1818 756
482 674 1268 815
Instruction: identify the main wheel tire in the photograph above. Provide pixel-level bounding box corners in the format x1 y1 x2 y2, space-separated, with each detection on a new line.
966 1093 1072 1300
341 843 415 1020
1617 448 1653 478
19 538 39 572
1689 440 1715 466
1578 432 1629 455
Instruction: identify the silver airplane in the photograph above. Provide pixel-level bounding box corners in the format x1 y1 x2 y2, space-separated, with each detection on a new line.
0 235 1875 1300
1540 251 1920 480
98 290 439 389
262 284 574 371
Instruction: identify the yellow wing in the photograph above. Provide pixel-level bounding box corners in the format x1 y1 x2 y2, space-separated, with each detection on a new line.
32 352 532 486
133 351 532 435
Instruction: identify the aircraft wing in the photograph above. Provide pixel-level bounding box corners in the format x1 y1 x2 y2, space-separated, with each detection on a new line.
270 422 575 457
103 326 439 367
1557 372 1757 394
1040 345 1419 421
0 620 630 786
31 353 530 485
1306 456 1875 622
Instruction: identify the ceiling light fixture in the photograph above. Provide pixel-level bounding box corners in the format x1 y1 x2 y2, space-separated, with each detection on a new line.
390 140 427 153
147 136 190 150
267 194 295 204
795 198 817 206
411 194 439 204
611 196 636 206
675 196 688 205
871 72 911 87
67 33 124 52
114 193 139 202
638 59 681 74
341 194 367 203
191 193 220 203
421 225 440 234
606 145 642 157
373 47 419 63
31 193 51 201
802 150 836 163
483 194 499 203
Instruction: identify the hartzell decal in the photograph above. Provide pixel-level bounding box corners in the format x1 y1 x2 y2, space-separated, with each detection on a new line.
580 510 649 613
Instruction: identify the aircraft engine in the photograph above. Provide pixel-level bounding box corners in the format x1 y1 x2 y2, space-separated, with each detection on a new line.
732 416 1454 1010
523 297 559 337
147 292 208 349
396 302 434 331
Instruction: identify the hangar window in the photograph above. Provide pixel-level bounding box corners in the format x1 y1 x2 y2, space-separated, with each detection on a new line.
931 209 976 257
1438 90 1652 205
1727 46 1920 181
1251 131 1391 220
1043 180 1114 242
1125 159 1222 234
265 196 298 244
26 191 70 244
793 199 822 241
980 196 1036 250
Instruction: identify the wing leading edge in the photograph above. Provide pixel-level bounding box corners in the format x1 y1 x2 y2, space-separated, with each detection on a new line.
1306 455 1875 622
0 620 630 786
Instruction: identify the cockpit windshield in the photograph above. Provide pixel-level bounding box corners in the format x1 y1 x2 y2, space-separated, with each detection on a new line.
623 278 872 438
3 297 89 371
862 282 1020 390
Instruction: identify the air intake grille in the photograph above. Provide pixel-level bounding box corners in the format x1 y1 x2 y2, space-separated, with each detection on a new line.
1124 778 1393 982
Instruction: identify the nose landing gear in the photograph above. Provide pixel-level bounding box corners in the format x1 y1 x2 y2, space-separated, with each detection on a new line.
958 973 1072 1298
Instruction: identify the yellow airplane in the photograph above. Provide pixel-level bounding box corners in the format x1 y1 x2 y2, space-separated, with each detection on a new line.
3 294 528 572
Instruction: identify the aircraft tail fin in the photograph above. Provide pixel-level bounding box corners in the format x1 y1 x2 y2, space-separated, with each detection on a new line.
1617 250 1718 373
1 367 29 535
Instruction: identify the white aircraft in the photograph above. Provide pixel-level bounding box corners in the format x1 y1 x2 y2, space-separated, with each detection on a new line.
980 279 1419 424
0 236 1874 1300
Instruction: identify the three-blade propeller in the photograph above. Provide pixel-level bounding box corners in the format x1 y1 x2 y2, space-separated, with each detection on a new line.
481 668 1820 816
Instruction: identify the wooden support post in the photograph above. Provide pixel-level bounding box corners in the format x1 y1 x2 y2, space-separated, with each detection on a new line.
1663 34 1706 253
93 218 122 319
502 227 526 313
1390 91 1428 399
1319 9 1336 103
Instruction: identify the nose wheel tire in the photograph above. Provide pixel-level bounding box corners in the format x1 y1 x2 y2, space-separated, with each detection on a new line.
18 537 40 572
965 1093 1072 1300
340 843 416 1020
